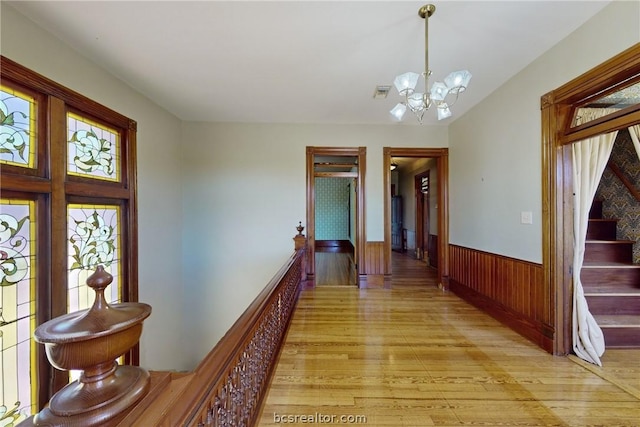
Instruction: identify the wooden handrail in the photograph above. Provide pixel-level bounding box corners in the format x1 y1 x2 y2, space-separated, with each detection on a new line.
154 247 305 426
607 160 640 202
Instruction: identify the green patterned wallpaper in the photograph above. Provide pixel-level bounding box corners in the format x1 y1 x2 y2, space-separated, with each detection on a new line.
315 177 350 240
595 128 640 264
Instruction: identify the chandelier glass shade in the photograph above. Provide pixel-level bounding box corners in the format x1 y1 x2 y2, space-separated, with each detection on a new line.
391 4 471 123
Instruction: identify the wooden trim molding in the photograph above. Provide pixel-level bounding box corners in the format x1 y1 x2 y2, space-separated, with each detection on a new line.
383 147 449 287
449 245 552 352
541 43 640 355
314 171 358 178
306 147 316 282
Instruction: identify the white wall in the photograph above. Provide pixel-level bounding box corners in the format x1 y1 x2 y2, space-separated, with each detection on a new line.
449 1 640 263
1 4 188 370
181 122 447 363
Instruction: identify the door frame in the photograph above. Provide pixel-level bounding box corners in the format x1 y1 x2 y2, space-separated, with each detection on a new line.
383 147 449 287
306 146 366 286
541 43 640 355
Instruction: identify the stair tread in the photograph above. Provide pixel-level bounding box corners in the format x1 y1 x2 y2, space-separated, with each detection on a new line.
582 261 640 268
585 290 640 295
583 284 640 293
585 239 636 244
594 315 640 327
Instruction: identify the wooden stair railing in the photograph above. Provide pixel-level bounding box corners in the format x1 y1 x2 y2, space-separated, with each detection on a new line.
130 234 306 426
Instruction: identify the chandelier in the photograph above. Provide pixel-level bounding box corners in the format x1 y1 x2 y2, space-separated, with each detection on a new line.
390 4 472 123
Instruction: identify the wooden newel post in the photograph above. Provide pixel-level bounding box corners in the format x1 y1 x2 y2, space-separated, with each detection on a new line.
293 222 307 282
20 266 152 427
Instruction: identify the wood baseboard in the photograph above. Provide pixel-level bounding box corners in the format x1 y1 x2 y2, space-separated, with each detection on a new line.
315 240 354 253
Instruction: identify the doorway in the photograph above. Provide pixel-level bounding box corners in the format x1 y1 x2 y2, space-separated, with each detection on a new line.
541 44 640 355
306 147 366 287
383 147 449 288
314 175 357 286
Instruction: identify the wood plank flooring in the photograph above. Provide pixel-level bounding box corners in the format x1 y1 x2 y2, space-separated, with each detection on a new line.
315 252 356 286
258 253 640 426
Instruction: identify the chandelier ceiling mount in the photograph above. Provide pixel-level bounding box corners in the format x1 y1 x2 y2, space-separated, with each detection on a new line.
418 3 435 19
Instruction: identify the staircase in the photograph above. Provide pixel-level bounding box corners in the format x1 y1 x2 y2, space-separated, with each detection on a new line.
581 199 640 348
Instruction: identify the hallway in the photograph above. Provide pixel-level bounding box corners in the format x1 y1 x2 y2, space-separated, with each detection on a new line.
258 253 640 426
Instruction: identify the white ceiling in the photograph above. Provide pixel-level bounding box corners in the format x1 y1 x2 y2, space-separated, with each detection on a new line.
8 1 611 126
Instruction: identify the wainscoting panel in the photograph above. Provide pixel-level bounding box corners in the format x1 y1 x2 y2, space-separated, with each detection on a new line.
365 241 385 275
449 245 553 352
360 241 388 288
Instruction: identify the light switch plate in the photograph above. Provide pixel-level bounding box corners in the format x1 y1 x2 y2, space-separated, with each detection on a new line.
521 211 533 224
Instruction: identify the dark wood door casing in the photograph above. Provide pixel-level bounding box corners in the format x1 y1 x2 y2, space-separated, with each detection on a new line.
541 43 640 356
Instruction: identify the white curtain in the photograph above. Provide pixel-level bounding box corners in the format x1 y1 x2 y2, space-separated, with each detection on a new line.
628 124 640 160
571 108 619 366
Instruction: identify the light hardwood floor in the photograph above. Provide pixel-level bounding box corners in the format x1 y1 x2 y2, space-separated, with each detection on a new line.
315 251 357 286
258 253 640 426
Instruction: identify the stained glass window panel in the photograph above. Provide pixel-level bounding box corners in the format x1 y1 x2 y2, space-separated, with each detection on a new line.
0 199 36 422
0 86 36 169
67 113 120 182
67 204 122 312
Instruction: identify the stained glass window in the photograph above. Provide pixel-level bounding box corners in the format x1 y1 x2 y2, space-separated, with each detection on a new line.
2 57 137 412
67 113 120 182
0 199 36 423
67 204 122 311
0 86 36 169
67 204 122 381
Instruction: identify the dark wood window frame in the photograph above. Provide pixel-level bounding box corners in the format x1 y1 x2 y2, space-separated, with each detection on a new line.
0 56 138 408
